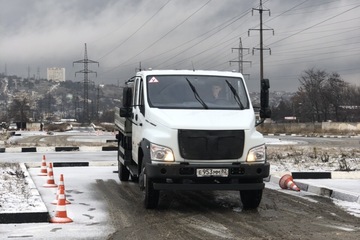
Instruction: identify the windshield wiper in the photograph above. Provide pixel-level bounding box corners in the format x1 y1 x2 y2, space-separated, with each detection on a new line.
185 78 208 109
225 80 244 110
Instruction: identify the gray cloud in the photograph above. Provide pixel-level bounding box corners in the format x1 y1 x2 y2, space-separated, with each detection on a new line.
1 0 359 92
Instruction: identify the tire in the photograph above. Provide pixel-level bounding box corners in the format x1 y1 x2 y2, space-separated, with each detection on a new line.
240 189 263 209
118 161 130 182
140 162 159 209
117 138 130 181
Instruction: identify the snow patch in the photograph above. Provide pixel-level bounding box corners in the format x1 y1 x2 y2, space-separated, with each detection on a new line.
0 163 47 213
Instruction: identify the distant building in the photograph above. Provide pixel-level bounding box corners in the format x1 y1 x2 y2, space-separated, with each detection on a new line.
47 67 65 82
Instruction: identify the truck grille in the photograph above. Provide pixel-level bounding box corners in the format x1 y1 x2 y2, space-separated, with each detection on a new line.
178 130 245 160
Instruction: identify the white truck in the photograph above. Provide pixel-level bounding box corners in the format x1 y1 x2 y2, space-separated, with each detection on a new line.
115 69 271 209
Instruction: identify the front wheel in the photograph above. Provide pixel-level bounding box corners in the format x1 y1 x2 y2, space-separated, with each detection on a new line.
240 189 263 209
139 162 159 209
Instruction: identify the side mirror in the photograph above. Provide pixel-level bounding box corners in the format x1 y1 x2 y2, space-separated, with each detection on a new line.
260 79 271 119
122 87 132 108
120 87 133 118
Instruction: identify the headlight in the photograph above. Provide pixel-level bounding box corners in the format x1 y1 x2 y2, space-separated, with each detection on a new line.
246 144 266 162
150 143 175 162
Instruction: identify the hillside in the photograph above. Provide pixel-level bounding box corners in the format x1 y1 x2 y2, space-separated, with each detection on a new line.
0 74 122 123
0 74 294 124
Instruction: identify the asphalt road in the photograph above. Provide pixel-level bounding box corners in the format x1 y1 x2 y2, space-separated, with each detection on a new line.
100 175 360 240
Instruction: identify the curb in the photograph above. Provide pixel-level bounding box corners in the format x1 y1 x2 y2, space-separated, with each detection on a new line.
0 146 117 153
0 163 49 224
26 161 117 168
265 133 360 138
267 172 360 204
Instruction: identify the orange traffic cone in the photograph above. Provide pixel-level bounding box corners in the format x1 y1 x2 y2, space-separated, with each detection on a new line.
279 174 300 191
52 174 71 205
38 155 48 176
50 177 73 224
43 162 58 188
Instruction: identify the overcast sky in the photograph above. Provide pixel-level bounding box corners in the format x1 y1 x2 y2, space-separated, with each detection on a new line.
1 0 359 92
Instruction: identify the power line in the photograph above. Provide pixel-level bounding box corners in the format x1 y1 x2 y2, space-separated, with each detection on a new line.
159 8 257 69
153 7 254 68
274 40 360 55
264 0 309 23
97 0 172 61
274 1 359 16
99 1 256 75
268 4 360 47
101 0 212 75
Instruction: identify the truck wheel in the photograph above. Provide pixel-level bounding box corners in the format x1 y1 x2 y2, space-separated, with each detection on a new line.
140 163 159 209
240 189 263 209
118 161 130 181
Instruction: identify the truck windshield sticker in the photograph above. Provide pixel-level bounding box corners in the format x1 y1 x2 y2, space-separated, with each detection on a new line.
149 77 159 83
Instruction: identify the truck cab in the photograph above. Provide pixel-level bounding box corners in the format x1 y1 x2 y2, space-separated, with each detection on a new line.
115 69 270 209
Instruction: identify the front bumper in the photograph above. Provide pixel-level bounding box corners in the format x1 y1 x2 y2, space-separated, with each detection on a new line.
146 162 270 191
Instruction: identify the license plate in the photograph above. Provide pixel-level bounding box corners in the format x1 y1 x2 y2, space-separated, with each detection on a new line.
196 168 229 177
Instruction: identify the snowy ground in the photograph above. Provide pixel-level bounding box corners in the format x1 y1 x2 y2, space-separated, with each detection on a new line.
265 137 360 218
265 138 360 173
1 166 115 239
1 129 112 214
0 162 46 214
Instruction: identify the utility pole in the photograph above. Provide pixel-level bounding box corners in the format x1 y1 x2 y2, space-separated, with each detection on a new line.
96 84 103 123
74 96 79 121
47 92 51 119
36 67 41 80
27 66 31 80
96 85 100 123
248 0 274 83
230 37 251 79
73 43 99 124
135 62 142 72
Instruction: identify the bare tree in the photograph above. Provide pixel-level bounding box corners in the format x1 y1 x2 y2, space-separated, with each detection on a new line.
298 68 327 122
271 99 292 122
322 73 347 121
294 68 359 123
342 85 360 121
291 91 312 122
8 94 32 129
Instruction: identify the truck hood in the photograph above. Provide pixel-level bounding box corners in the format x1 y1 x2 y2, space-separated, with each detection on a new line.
146 109 255 130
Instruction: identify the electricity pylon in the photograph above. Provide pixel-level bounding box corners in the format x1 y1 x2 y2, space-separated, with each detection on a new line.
73 43 99 124
230 37 251 80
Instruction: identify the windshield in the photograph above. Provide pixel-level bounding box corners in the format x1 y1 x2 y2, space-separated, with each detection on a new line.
147 75 249 109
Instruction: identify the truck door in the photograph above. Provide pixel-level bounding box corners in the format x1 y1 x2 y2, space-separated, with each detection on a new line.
132 76 145 164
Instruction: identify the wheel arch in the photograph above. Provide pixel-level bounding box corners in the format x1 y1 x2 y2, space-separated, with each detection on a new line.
138 138 151 175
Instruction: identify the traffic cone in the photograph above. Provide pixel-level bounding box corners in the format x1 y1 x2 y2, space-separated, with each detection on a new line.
52 174 71 205
38 155 48 176
50 179 73 223
43 162 58 188
279 174 300 191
